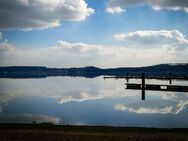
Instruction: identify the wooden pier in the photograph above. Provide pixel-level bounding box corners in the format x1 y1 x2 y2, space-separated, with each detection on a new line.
103 73 188 100
124 73 188 100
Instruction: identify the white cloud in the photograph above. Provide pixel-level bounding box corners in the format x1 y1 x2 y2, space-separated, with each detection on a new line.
0 39 15 65
114 30 188 45
55 40 117 55
0 30 188 67
113 30 188 49
0 0 94 30
106 6 125 14
112 30 188 66
0 42 14 52
107 0 188 14
0 39 119 67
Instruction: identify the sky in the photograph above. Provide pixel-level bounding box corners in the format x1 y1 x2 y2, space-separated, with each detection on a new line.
0 0 188 68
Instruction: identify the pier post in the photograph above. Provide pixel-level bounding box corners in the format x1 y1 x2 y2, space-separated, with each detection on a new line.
126 72 129 83
142 73 145 100
169 72 172 84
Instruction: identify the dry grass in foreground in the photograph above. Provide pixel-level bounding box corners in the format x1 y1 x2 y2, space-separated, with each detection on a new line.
0 124 188 141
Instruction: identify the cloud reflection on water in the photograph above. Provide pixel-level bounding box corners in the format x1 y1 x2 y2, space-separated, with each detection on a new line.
0 77 188 127
0 113 60 124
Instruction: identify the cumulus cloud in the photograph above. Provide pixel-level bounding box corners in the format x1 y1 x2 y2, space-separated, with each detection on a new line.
114 30 188 49
112 30 188 66
0 114 60 124
107 0 188 14
0 30 188 67
0 38 119 67
0 42 14 52
106 6 125 14
0 0 94 30
113 30 188 44
55 40 117 55
0 36 15 65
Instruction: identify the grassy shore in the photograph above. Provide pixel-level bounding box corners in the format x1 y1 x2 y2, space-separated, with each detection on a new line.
0 124 188 141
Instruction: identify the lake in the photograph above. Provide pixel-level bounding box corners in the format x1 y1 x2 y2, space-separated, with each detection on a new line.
0 77 188 128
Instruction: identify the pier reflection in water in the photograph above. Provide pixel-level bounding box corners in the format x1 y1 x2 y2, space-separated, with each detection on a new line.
125 73 188 100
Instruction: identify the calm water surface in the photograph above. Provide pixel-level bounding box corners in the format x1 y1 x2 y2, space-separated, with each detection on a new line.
0 77 188 128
